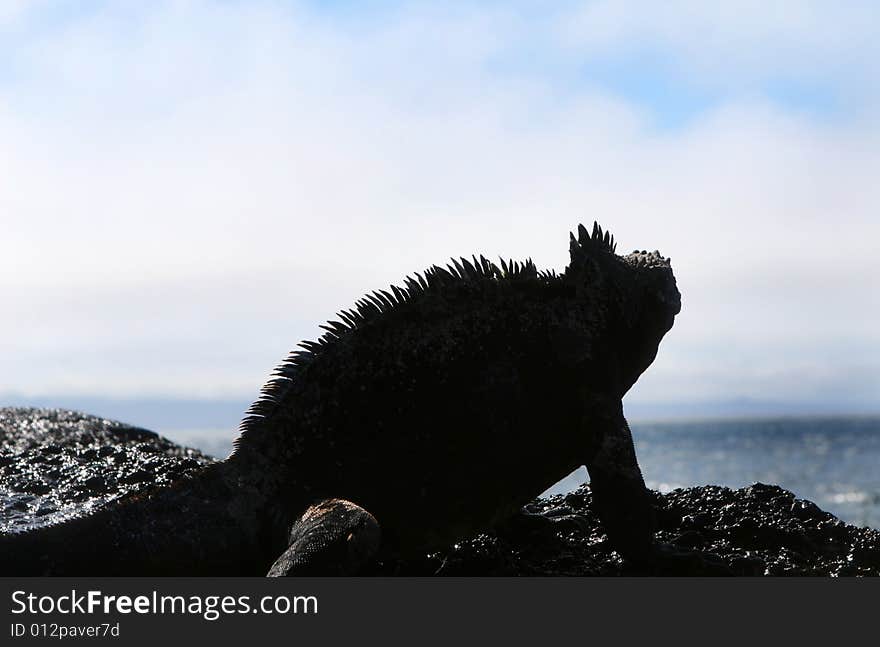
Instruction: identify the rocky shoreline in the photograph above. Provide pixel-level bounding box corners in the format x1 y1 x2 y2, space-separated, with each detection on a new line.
2 407 878 576
384 482 880 576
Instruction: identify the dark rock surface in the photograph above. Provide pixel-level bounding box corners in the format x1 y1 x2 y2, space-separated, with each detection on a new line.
383 483 880 576
0 408 213 534
2 407 878 575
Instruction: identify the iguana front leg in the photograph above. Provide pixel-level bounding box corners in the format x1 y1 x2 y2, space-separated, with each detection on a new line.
584 402 656 562
584 405 735 574
266 498 381 576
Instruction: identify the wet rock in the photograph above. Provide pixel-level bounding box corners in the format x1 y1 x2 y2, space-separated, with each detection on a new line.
83 475 109 492
0 408 215 534
790 499 826 522
35 504 56 517
379 482 880 576
545 505 573 517
17 480 52 496
729 553 766 576
673 530 705 548
121 469 154 485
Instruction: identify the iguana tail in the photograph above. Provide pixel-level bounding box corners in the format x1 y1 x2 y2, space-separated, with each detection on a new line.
0 463 272 576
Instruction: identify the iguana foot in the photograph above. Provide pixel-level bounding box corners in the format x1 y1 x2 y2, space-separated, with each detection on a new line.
266 498 381 576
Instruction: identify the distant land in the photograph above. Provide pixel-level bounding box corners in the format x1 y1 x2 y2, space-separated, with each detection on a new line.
623 398 880 421
2 394 878 436
0 395 251 435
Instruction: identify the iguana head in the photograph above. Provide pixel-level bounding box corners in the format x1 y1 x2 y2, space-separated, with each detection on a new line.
564 222 681 395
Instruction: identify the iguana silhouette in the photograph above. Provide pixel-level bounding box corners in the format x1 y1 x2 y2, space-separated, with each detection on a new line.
0 222 680 575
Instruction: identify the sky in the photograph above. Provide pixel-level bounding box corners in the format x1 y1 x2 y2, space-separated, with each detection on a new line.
1 1 878 422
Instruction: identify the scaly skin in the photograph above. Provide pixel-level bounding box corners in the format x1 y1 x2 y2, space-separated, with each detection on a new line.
0 222 680 575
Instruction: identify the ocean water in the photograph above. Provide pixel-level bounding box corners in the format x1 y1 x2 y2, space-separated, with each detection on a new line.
548 416 880 529
163 416 880 530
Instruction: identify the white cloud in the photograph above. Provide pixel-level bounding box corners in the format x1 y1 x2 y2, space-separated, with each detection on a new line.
0 1 877 409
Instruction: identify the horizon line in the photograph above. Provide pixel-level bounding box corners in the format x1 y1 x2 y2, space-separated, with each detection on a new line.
2 393 878 426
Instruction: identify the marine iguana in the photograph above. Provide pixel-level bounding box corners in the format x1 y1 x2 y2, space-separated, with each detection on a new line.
0 222 681 575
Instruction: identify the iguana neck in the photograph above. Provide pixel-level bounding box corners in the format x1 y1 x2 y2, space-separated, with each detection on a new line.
0 461 287 576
